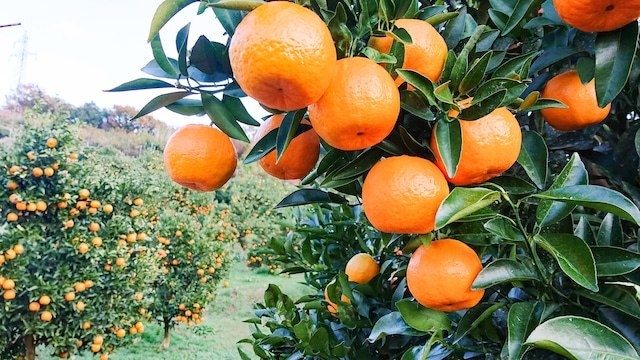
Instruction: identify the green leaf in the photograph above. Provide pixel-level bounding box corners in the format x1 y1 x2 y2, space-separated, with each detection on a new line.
104 78 174 92
275 110 305 163
505 302 543 360
457 89 507 120
536 153 588 227
176 23 190 76
368 311 425 342
486 176 537 195
396 299 451 332
274 189 348 209
597 213 623 247
190 35 217 75
148 0 198 42
525 316 639 359
150 34 178 77
332 148 383 180
396 69 437 106
400 90 433 120
595 21 639 107
221 95 260 126
501 0 535 35
165 99 205 116
472 77 527 108
133 91 191 119
454 303 506 343
433 118 461 178
208 0 265 11
576 56 595 83
472 259 541 290
362 46 397 64
592 246 640 276
458 51 492 95
494 52 539 78
434 82 454 105
577 285 640 320
517 130 548 189
574 216 596 245
535 234 598 292
212 6 243 37
442 6 466 49
534 185 640 226
435 187 501 229
201 92 249 142
483 218 526 242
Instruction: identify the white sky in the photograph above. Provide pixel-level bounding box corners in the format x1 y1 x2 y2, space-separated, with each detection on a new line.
0 0 266 128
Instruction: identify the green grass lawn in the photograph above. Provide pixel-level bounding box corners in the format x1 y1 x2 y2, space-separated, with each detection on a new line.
40 260 315 360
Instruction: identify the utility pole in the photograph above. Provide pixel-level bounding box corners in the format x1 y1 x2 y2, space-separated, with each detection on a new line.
10 31 36 86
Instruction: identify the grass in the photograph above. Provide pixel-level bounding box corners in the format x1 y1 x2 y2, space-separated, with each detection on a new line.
39 259 314 359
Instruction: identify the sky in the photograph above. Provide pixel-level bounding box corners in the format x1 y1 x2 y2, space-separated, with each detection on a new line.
0 0 266 128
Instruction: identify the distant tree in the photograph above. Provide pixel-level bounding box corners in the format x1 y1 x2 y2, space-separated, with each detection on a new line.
105 105 165 134
69 102 108 128
3 84 71 115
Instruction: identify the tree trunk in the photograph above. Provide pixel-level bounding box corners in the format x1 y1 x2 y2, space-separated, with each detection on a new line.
24 334 36 360
159 318 171 349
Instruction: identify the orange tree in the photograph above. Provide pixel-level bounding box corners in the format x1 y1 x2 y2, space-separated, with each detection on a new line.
148 197 233 349
114 0 640 358
0 118 158 360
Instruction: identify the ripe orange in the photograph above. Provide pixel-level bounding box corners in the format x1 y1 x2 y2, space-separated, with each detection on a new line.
78 189 90 199
82 321 91 330
35 201 47 212
553 0 640 32
3 289 16 300
46 138 58 148
93 335 104 345
13 244 24 255
324 280 350 315
431 100 522 185
78 243 89 254
6 180 18 190
116 328 126 338
32 167 43 177
406 239 484 312
2 279 15 290
7 213 18 222
129 209 140 218
88 222 100 232
362 155 449 234
75 282 86 292
133 198 143 206
92 237 103 247
253 114 320 180
44 167 54 177
102 204 113 213
76 301 86 311
41 310 53 322
26 203 37 212
39 295 51 305
223 281 229 288
29 302 41 312
229 1 336 111
345 253 380 284
163 124 237 192
368 18 448 84
100 354 109 360
65 291 76 301
540 70 612 131
90 200 101 208
9 165 20 174
90 344 101 353
5 249 16 260
309 57 400 150
115 257 125 267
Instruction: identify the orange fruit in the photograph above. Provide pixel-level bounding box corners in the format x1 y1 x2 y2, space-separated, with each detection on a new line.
430 100 522 185
129 327 138 335
44 167 54 177
70 153 79 160
46 138 58 148
115 257 125 267
41 310 53 322
82 321 91 330
6 213 18 222
368 18 448 84
9 165 20 174
324 280 350 315
78 189 90 199
29 302 41 312
35 201 47 212
553 0 640 33
228 1 336 111
32 167 43 177
13 244 24 255
93 335 104 345
78 243 89 254
345 253 380 284
3 289 16 300
90 200 101 208
90 344 101 353
88 222 100 232
76 301 85 311
39 295 51 305
16 201 27 211
223 281 229 288
253 114 321 180
2 279 15 290
64 219 75 229
92 237 103 247
84 280 93 289
133 198 143 206
309 57 400 150
6 181 18 190
362 155 449 234
5 249 16 260
406 239 484 312
116 328 126 338
540 70 612 131
129 209 140 218
65 291 76 301
102 204 113 213
26 203 37 212
163 124 237 192
75 282 86 292
100 354 109 360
